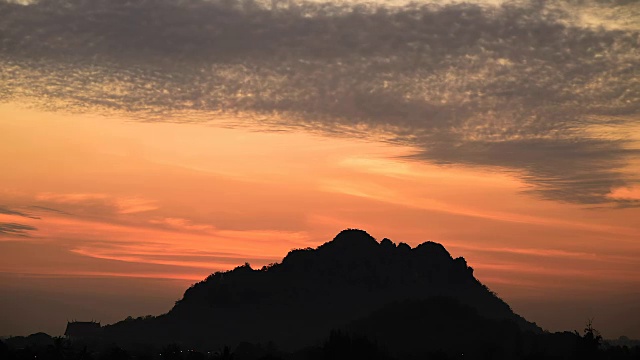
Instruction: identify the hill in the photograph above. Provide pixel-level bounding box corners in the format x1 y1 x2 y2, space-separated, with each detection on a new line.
103 229 540 350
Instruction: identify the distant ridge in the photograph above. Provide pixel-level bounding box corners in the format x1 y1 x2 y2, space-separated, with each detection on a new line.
103 229 540 350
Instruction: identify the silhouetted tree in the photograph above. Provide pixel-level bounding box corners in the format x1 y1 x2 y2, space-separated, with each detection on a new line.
575 319 602 360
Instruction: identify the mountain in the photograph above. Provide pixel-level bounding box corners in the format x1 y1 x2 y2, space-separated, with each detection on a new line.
344 297 547 359
103 229 540 350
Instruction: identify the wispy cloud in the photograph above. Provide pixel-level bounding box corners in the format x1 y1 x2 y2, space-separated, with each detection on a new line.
0 222 37 237
608 186 640 201
0 205 39 219
15 212 310 269
0 206 40 237
320 178 640 236
35 193 110 203
36 193 159 215
148 217 216 232
26 205 70 215
1 0 638 205
0 269 203 281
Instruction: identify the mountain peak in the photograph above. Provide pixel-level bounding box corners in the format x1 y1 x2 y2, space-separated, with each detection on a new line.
414 240 452 260
335 228 375 240
320 228 378 250
281 229 460 271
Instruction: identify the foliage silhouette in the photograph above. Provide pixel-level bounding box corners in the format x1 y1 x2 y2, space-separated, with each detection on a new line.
574 319 603 360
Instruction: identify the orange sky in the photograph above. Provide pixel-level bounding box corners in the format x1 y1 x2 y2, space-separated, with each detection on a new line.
1 103 640 338
0 104 640 336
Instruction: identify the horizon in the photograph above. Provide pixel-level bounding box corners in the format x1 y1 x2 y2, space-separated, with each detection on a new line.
1 0 640 343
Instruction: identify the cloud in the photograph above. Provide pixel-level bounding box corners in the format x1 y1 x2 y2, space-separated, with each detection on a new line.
0 206 44 237
0 205 39 219
113 198 159 214
26 205 70 215
319 177 640 235
149 217 216 232
36 193 110 203
0 222 37 237
11 213 309 272
35 193 158 215
69 246 277 270
608 186 640 201
1 0 639 206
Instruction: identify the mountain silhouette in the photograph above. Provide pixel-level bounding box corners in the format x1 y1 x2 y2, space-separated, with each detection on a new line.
344 297 535 359
103 229 540 350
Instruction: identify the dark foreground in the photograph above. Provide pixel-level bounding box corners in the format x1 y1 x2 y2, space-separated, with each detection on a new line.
3 320 640 360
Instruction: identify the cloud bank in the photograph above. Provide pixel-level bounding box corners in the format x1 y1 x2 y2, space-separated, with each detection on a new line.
1 0 639 205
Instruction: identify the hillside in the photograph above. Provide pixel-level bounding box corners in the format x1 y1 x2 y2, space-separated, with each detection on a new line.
103 229 540 350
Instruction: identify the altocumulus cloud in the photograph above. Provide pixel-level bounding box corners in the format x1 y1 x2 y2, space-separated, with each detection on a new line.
1 0 639 206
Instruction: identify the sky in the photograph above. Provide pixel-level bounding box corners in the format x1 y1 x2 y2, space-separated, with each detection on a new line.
1 0 639 339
